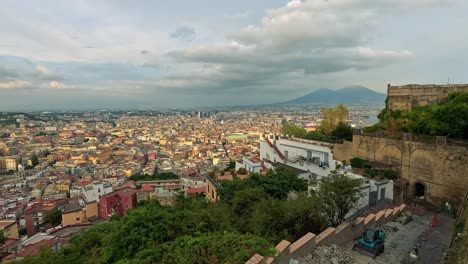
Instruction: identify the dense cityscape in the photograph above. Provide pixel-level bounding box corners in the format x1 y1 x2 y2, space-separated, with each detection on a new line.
1 0 468 264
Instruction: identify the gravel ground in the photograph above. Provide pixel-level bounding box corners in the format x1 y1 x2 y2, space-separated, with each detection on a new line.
349 214 432 264
292 212 451 264
298 245 354 264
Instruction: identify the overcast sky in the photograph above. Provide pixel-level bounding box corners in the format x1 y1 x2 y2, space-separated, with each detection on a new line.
0 0 467 111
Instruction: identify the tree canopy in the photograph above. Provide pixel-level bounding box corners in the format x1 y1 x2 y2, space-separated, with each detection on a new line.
0 232 6 244
30 153 39 167
16 169 363 264
281 104 353 142
313 173 362 226
320 104 349 135
129 171 179 181
43 208 62 227
218 168 307 203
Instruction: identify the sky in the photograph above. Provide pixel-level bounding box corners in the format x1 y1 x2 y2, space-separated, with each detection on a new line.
0 0 467 111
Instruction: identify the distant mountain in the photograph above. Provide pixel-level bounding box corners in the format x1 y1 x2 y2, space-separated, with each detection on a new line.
283 86 386 105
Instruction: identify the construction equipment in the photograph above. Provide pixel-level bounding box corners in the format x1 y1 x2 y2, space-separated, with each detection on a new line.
353 228 385 258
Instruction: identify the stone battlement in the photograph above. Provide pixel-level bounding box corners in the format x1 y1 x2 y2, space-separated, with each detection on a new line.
386 83 468 112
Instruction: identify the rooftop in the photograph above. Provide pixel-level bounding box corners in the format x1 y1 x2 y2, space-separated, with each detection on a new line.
62 203 83 214
0 220 16 228
101 187 137 198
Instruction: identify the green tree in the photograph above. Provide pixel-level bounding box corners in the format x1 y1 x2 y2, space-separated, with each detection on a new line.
30 153 39 167
218 168 307 204
19 228 27 236
237 167 248 175
331 122 353 141
249 195 324 243
224 160 236 172
0 232 6 244
43 209 62 227
158 232 274 264
320 104 350 135
335 104 349 123
281 122 308 138
129 171 179 181
314 173 362 226
231 188 268 219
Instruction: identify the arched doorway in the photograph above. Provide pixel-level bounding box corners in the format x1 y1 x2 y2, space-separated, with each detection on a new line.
414 182 425 198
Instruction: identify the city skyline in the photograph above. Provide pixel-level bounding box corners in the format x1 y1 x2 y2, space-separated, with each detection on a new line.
1 0 468 111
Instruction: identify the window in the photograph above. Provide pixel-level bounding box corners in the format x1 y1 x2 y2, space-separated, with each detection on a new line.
76 217 80 221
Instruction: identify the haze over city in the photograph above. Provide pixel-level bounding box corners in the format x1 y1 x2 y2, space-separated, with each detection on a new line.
1 0 468 111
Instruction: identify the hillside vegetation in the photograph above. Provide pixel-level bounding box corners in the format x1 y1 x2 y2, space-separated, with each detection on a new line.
364 92 468 139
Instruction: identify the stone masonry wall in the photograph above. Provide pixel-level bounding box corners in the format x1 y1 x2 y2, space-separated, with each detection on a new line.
352 134 467 206
386 83 468 112
245 204 408 264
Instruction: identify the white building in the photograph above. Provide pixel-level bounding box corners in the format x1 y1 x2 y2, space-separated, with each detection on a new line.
180 176 205 190
260 134 336 180
235 155 263 173
341 169 394 218
260 134 393 218
82 181 113 202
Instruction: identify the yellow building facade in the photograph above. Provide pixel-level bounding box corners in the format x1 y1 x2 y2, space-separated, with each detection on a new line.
0 220 19 238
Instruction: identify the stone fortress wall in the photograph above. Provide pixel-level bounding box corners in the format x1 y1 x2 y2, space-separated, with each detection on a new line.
387 83 468 112
352 134 467 206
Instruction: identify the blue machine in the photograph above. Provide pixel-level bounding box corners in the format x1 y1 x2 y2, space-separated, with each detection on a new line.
353 228 385 258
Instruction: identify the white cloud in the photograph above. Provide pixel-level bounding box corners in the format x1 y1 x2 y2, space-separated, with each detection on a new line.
36 65 52 76
164 0 425 92
35 64 63 80
0 80 31 89
48 81 65 89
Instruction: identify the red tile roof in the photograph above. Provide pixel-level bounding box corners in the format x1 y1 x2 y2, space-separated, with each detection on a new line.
24 202 57 214
249 156 261 163
185 187 205 195
166 184 181 190
183 169 198 176
0 238 20 249
101 187 137 198
10 239 55 258
139 184 155 192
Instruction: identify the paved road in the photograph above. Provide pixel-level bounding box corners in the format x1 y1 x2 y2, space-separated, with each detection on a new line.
413 214 454 264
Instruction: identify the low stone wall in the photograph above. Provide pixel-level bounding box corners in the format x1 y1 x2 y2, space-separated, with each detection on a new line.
245 204 407 264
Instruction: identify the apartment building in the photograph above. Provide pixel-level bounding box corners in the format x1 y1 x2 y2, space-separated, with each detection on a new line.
0 157 17 173
24 202 60 237
235 155 263 173
0 220 19 238
61 201 99 226
82 181 113 202
99 188 137 220
260 134 336 181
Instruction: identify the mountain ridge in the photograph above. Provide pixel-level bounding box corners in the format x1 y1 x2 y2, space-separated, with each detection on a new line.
282 86 386 105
